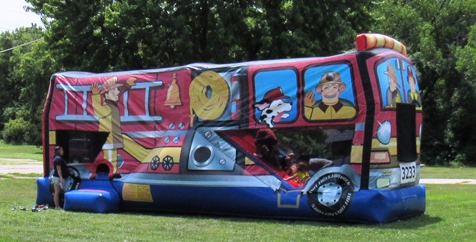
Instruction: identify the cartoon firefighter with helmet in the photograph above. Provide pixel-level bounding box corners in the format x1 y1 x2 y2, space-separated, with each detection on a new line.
91 76 136 172
304 71 356 120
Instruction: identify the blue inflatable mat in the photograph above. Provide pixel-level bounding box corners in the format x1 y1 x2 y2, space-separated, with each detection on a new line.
64 189 120 213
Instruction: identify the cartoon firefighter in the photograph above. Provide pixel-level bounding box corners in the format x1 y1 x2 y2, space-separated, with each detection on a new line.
384 63 402 108
304 72 356 120
406 66 421 108
91 76 136 172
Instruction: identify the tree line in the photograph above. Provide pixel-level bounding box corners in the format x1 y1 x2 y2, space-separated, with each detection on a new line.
1 0 475 166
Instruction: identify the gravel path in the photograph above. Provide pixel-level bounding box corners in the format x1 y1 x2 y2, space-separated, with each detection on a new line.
0 158 43 174
0 164 43 174
419 178 476 184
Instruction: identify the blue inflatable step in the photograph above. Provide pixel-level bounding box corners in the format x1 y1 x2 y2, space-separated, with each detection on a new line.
36 177 54 206
64 189 120 213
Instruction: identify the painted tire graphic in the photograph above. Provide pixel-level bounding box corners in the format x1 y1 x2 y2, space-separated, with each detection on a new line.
64 166 81 191
307 173 354 217
150 156 160 170
48 166 80 208
162 155 174 170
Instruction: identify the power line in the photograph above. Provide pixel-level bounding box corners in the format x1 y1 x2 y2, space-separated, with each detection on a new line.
0 37 44 53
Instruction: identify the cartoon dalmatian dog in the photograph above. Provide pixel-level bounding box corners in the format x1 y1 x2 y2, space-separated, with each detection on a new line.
254 87 293 128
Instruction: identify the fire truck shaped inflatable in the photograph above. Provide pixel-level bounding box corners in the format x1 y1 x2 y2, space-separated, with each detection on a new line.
36 33 425 223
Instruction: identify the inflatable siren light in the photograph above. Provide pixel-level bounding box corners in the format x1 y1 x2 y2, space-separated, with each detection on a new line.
355 33 407 56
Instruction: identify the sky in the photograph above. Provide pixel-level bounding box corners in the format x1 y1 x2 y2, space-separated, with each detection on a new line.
0 0 44 32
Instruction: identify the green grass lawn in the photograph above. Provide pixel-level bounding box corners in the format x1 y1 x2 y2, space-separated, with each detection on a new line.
0 178 474 241
420 166 476 179
0 141 42 161
0 143 475 241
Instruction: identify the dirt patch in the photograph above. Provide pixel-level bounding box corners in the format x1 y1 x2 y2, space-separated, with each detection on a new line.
0 165 43 174
0 158 43 174
420 178 476 184
0 158 41 164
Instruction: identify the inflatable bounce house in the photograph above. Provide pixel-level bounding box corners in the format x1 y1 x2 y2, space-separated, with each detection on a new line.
36 33 425 223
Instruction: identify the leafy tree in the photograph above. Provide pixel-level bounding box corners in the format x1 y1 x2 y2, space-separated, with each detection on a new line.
9 38 61 145
0 32 17 130
453 24 476 165
371 0 476 165
0 26 45 144
28 0 113 71
29 0 261 69
266 0 372 58
28 0 372 71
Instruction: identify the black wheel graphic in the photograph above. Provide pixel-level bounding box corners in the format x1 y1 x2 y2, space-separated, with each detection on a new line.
307 173 354 217
63 166 81 191
162 155 174 170
48 166 80 207
150 156 160 170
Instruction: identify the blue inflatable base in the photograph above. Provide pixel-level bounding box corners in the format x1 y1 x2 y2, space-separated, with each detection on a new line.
64 189 120 213
344 184 426 223
37 175 425 223
63 177 121 213
36 177 53 206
